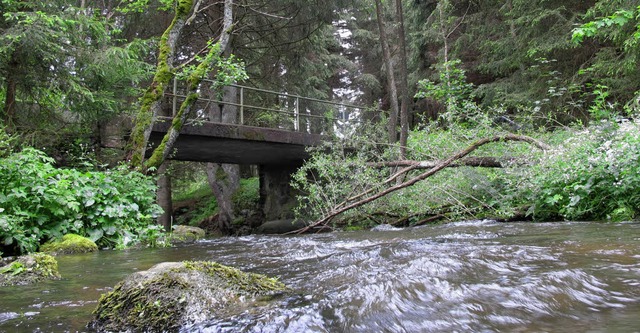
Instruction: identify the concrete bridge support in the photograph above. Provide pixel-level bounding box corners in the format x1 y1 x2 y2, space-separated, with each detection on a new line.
259 163 302 221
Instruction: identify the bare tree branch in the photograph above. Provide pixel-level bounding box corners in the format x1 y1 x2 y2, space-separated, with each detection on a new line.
368 156 516 169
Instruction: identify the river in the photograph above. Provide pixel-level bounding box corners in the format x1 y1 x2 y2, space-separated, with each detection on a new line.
1 221 639 332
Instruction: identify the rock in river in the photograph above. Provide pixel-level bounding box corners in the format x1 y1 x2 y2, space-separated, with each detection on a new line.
0 253 61 287
89 261 287 332
169 225 207 244
40 234 98 255
254 219 308 234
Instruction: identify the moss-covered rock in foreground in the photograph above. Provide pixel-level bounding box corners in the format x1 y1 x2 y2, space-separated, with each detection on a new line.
88 261 287 332
40 234 98 255
0 253 61 287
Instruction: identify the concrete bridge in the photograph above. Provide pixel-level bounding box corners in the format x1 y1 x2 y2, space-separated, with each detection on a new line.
149 117 323 165
148 79 369 221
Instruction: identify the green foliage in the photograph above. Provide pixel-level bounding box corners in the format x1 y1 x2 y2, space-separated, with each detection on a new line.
233 178 260 212
415 59 477 125
572 7 638 44
172 166 258 227
0 260 24 276
416 59 473 105
0 1 153 133
292 120 392 224
0 125 16 157
0 148 163 255
117 0 174 14
181 199 218 227
525 120 640 221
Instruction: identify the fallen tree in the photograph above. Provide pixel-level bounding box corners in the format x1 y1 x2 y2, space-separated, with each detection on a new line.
291 134 550 234
369 156 509 169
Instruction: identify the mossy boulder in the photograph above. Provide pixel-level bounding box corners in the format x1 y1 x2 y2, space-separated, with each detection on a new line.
89 261 287 332
169 225 206 244
0 253 61 287
40 234 98 255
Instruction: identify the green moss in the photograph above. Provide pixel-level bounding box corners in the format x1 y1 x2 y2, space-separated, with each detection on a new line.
40 234 98 255
90 261 287 332
0 253 61 286
181 261 287 295
344 225 366 231
176 0 194 16
94 272 188 332
33 253 60 279
129 0 196 171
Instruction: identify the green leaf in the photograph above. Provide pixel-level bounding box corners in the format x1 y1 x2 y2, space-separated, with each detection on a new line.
87 229 104 242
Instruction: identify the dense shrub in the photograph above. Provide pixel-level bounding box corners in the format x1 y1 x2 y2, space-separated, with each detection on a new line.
0 148 163 255
525 120 640 221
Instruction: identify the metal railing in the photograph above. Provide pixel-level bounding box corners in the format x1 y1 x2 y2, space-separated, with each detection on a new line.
166 77 375 137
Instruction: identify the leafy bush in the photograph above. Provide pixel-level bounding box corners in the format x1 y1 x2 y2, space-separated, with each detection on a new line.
292 121 392 223
0 125 17 158
0 148 163 255
525 120 640 221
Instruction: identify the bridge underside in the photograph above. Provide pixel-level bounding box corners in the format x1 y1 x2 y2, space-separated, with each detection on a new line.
147 117 323 165
148 118 322 221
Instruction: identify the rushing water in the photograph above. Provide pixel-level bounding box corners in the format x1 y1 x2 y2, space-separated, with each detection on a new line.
1 221 639 332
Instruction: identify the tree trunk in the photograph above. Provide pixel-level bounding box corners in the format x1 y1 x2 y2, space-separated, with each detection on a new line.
157 162 173 231
395 0 410 159
206 163 240 232
205 0 240 233
374 0 399 145
2 55 19 128
206 86 240 232
2 74 17 128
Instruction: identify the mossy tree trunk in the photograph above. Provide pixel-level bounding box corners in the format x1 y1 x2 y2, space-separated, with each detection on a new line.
128 0 195 170
130 0 236 173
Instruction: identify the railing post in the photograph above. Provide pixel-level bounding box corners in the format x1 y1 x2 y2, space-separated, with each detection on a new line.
172 76 178 117
239 86 244 125
294 96 300 131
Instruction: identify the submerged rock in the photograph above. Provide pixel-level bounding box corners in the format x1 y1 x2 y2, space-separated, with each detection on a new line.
0 253 61 287
254 219 307 234
40 234 98 255
89 261 287 332
169 225 206 244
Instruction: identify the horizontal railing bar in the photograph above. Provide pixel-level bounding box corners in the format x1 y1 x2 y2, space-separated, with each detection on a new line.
166 93 365 123
198 79 370 111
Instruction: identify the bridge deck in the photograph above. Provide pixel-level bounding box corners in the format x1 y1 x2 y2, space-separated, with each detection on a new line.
148 117 323 165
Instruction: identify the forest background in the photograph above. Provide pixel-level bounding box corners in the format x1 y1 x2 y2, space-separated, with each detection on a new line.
1 0 640 255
